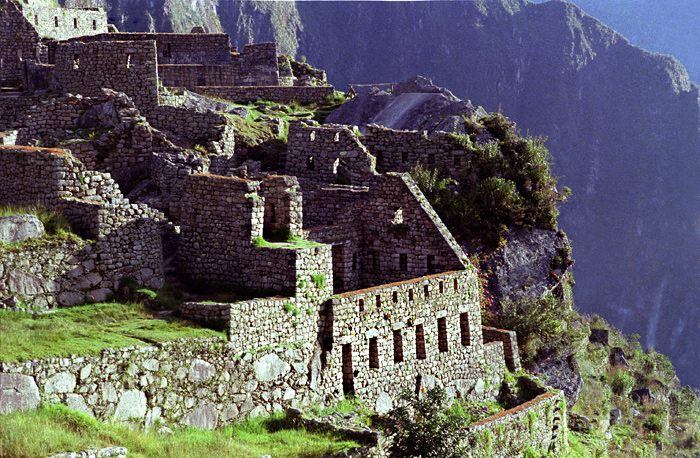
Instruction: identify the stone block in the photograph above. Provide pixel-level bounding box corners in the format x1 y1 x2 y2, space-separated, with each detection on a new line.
113 390 147 421
254 353 290 382
0 214 44 243
45 372 76 394
182 403 219 430
0 373 40 414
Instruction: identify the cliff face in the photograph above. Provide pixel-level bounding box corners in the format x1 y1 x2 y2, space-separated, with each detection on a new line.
71 0 700 387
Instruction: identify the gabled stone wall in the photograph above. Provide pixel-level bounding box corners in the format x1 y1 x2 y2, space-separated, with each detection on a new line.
54 40 159 113
285 123 376 187
0 0 41 84
231 43 279 87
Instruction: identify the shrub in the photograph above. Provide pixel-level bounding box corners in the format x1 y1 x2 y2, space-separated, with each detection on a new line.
384 387 468 458
643 414 663 432
610 371 635 396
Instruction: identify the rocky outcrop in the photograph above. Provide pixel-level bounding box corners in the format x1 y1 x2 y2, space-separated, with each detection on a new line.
0 214 44 244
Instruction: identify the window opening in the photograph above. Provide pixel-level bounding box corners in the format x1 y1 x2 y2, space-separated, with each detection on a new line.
409 289 414 301
393 330 404 363
438 317 448 353
375 295 381 309
342 344 354 395
369 338 379 368
73 18 78 28
439 281 444 294
392 291 398 303
427 254 436 274
306 156 315 170
399 253 408 271
460 312 470 346
392 207 403 224
415 324 426 359
72 54 79 70
92 19 96 30
126 54 132 69
454 278 459 290
401 151 408 163
358 299 364 312
424 284 429 298
54 16 58 27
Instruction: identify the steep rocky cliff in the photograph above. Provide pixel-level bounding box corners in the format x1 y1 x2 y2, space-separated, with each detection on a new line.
69 0 700 387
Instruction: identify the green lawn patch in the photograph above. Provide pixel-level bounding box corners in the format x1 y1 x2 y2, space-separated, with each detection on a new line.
0 406 360 458
0 302 224 363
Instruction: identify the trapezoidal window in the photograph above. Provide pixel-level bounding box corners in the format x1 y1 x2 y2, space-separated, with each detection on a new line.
126 54 132 69
35 14 39 26
454 278 459 290
409 289 414 301
358 298 364 312
392 207 403 224
54 16 58 27
306 156 315 170
399 253 408 271
427 254 436 274
72 54 79 70
369 337 379 368
342 344 354 395
92 19 97 30
375 294 381 309
402 151 408 163
415 324 426 359
439 281 444 294
438 317 448 353
73 18 78 28
460 312 470 346
393 330 404 363
428 153 435 165
392 291 398 303
424 284 429 298
16 49 22 69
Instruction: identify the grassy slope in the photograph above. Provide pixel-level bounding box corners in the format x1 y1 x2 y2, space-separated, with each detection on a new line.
0 302 224 363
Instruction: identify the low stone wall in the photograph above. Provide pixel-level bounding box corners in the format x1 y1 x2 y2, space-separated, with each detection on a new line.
0 338 341 429
193 86 335 104
149 105 235 156
464 391 568 457
0 97 38 131
482 326 521 372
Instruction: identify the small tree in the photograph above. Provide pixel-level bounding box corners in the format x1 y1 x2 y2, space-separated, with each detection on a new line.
384 387 468 458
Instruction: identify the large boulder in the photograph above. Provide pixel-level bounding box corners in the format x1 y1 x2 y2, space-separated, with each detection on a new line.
0 373 40 414
182 403 219 430
0 214 44 243
530 353 583 408
254 353 290 382
113 390 147 421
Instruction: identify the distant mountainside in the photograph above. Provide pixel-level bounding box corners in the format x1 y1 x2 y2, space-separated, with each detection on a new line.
85 0 700 388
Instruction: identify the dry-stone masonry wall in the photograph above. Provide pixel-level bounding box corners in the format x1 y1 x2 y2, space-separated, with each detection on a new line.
231 43 279 86
65 33 233 65
285 123 376 187
0 0 41 84
362 124 470 174
193 85 335 104
464 391 568 457
177 173 332 294
22 4 108 42
0 338 343 429
304 174 467 290
328 270 504 411
54 40 159 114
483 326 521 372
0 97 38 131
0 146 164 306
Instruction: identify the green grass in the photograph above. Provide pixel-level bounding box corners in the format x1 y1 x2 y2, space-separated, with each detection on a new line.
0 204 80 244
252 235 324 250
0 405 360 458
0 302 224 363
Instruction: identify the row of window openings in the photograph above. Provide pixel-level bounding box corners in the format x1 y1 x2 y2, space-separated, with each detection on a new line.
376 151 462 167
352 253 437 273
368 314 471 367
48 16 98 30
357 278 459 312
73 53 133 70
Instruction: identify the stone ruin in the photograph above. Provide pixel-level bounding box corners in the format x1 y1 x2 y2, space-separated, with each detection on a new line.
0 3 568 457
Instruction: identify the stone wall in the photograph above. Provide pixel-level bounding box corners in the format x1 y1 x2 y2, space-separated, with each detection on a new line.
301 182 368 229
482 326 521 372
304 174 468 290
0 96 38 131
159 65 234 88
0 338 341 429
149 105 235 156
0 0 41 84
64 33 233 65
465 391 568 457
22 5 108 42
231 43 279 86
362 124 468 174
285 123 376 187
194 85 335 104
177 173 333 294
54 40 159 114
0 145 165 305
260 175 304 239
